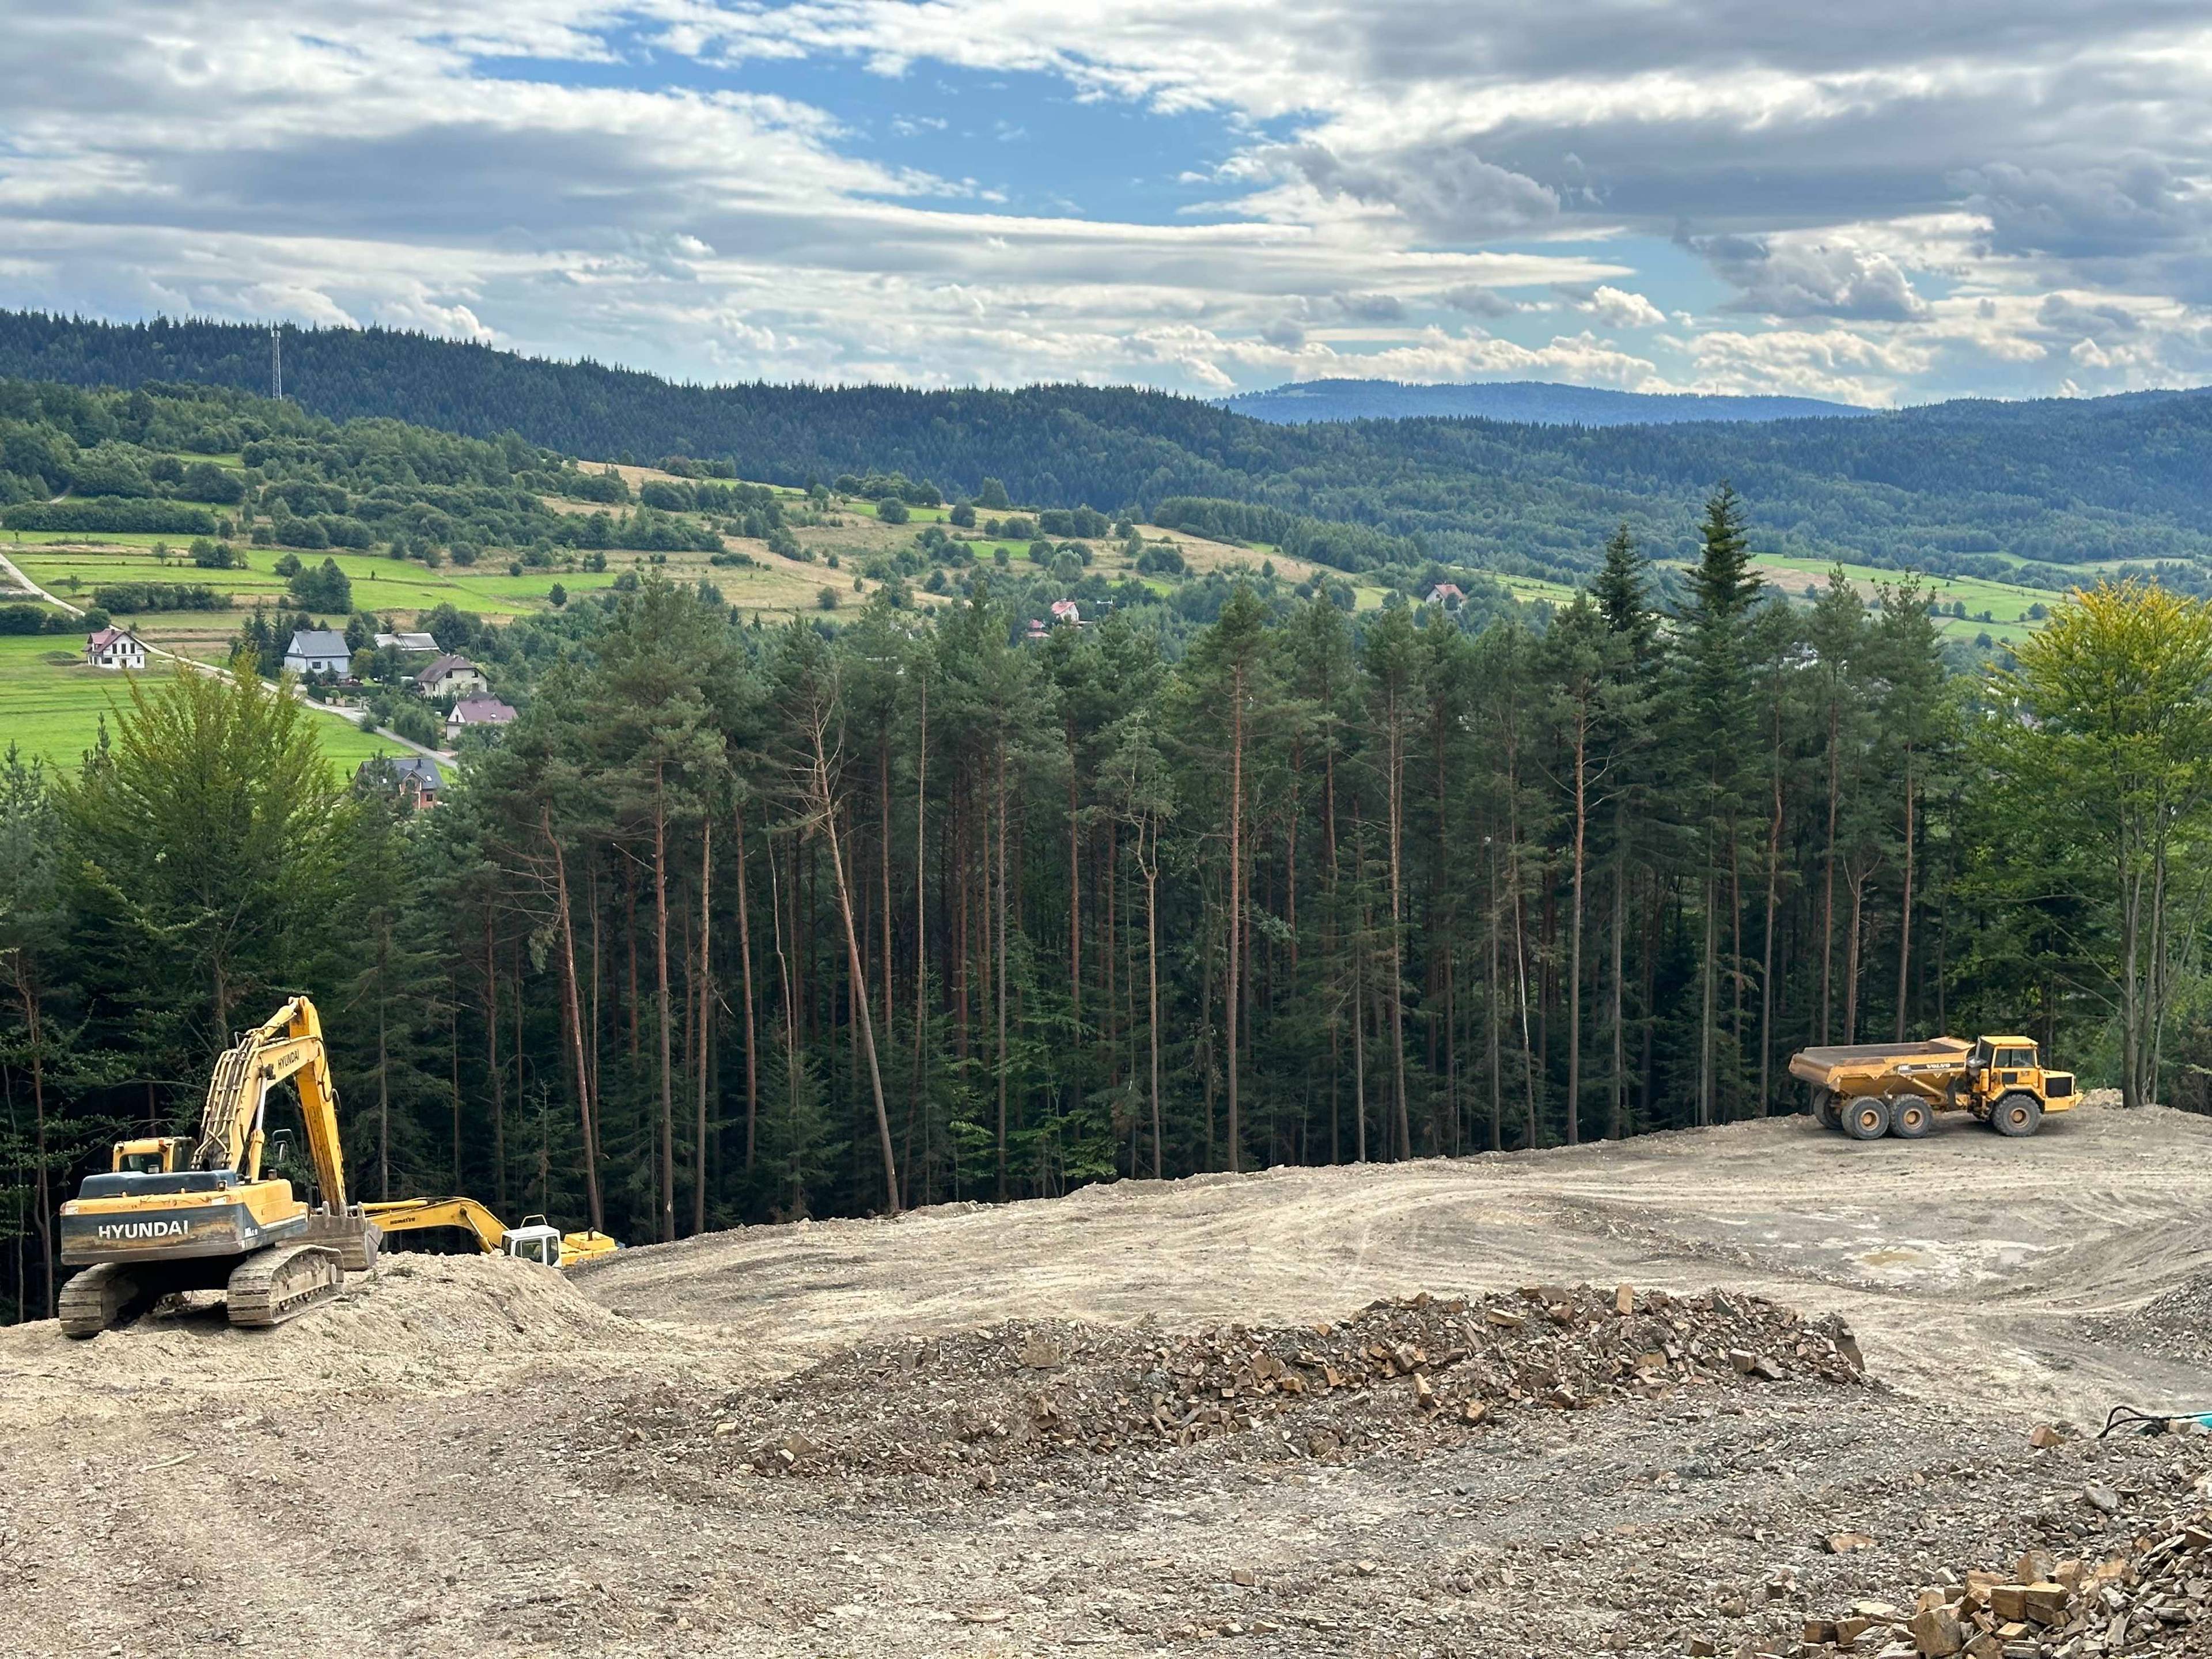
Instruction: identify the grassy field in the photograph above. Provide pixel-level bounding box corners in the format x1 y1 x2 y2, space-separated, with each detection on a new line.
1746 553 2058 645
12 541 622 618
0 635 414 779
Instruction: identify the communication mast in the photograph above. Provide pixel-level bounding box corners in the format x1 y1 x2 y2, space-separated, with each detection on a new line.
270 325 282 402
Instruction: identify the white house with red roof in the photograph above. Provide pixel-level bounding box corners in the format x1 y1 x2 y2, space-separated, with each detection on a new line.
84 626 146 671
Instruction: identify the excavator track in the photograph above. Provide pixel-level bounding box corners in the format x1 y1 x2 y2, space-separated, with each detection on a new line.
57 1262 148 1339
225 1244 344 1328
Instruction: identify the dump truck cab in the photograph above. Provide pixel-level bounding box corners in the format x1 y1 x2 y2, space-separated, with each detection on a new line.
1789 1034 2076 1140
1965 1037 2073 1101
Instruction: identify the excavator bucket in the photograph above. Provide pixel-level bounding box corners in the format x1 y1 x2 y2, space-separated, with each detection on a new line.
293 1214 381 1273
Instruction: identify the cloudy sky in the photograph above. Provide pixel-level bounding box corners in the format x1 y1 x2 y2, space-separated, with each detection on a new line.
3 1 2209 404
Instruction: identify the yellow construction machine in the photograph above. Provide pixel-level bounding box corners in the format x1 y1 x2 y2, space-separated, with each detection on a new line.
56 996 381 1336
362 1196 619 1270
1789 1035 2077 1141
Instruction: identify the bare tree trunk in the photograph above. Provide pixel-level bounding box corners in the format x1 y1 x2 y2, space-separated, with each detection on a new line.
543 807 603 1231
1067 716 1081 1024
1566 715 1588 1146
1139 815 1162 1178
1384 681 1410 1160
909 673 929 1199
1226 661 1244 1172
1844 866 1870 1044
763 825 804 1214
695 815 713 1236
733 801 758 1173
376 971 389 1201
1893 765 1916 1041
484 908 503 1209
880 740 893 1038
996 737 1010 1199
1698 850 1717 1129
1610 802 1627 1141
1760 729 1783 1115
810 714 901 1214
654 763 676 1243
21 982 52 1317
1821 698 1840 1043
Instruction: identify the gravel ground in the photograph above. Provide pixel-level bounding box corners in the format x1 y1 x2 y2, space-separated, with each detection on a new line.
6 1103 2212 1657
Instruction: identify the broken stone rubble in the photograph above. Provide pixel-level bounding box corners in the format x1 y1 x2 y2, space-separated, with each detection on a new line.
1687 1479 2212 1658
672 1283 1869 1488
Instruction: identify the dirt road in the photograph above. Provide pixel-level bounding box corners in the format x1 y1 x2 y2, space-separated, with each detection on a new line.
5 1103 2210 1658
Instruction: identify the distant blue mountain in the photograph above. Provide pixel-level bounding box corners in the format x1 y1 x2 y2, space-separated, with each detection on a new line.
1219 378 1874 427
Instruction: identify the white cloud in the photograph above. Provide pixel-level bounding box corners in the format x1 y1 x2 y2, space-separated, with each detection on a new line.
0 0 2204 399
1585 285 1665 329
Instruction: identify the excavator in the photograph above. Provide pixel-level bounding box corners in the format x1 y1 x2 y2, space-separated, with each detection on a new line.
361 1196 619 1270
55 996 380 1337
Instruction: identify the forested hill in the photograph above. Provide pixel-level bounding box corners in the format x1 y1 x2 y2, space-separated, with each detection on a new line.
1219 378 1870 426
3 310 2210 584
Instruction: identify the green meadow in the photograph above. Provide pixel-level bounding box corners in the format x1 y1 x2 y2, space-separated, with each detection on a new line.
0 635 415 779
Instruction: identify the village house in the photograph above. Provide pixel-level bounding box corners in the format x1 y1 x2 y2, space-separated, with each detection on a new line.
1425 583 1465 608
82 626 146 671
414 653 488 698
282 628 352 678
354 753 444 809
446 696 517 737
373 631 439 654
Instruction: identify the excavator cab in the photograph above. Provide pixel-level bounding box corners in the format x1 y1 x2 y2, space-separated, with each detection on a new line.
111 1137 187 1175
501 1216 565 1268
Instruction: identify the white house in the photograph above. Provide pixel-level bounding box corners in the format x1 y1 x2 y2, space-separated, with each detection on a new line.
447 696 518 737
283 628 352 678
84 626 146 671
414 653 488 698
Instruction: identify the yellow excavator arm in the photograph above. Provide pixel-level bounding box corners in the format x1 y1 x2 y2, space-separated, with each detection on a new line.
194 995 348 1211
362 1196 620 1270
361 1198 509 1253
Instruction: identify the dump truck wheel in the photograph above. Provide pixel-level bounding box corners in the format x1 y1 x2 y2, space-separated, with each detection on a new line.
1889 1097 1933 1139
1992 1092 2043 1137
1810 1088 1840 1131
1841 1094 1892 1141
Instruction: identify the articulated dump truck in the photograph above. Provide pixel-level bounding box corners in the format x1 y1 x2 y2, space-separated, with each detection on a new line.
1788 1035 2076 1141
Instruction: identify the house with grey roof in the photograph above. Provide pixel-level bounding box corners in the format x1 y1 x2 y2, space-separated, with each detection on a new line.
414 653 488 698
283 628 352 679
354 753 444 809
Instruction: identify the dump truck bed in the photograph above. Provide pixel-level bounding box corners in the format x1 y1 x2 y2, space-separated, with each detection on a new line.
1787 1037 1971 1088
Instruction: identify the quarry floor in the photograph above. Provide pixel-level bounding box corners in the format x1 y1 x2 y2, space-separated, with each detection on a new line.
5 1101 2211 1657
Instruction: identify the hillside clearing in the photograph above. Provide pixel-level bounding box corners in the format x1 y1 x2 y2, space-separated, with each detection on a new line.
7 1104 2212 1656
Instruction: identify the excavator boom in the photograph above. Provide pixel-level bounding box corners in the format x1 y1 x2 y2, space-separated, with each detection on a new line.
361 1198 510 1254
364 1196 622 1270
194 996 348 1209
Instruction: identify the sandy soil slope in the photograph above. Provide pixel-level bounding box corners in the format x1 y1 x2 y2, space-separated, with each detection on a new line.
5 1103 2210 1658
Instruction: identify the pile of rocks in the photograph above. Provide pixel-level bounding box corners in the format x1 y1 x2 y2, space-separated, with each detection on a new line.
2089 1274 2212 1363
691 1283 1867 1488
1693 1491 2212 1658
